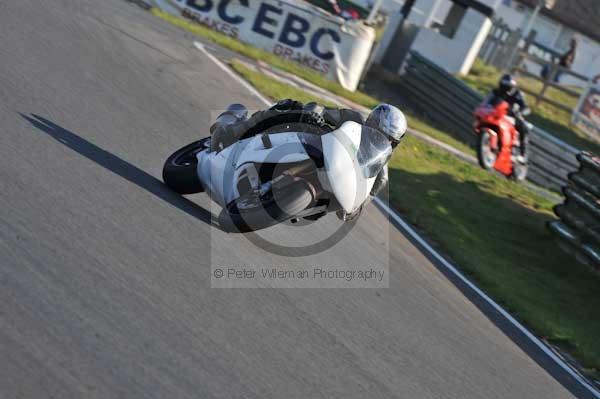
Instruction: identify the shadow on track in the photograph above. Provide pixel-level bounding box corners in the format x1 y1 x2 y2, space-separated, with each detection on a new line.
21 113 220 229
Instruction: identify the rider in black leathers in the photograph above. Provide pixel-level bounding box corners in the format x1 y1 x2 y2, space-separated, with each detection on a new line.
485 74 531 158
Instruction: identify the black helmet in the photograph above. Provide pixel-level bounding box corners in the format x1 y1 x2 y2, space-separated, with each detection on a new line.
365 104 407 146
499 74 518 97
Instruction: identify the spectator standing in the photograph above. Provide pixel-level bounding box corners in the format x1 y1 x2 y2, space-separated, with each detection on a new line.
555 38 577 83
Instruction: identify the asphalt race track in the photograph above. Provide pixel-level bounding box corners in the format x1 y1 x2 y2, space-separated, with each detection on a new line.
0 1 588 398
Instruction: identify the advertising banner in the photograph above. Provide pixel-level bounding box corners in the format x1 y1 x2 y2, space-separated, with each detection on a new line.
149 0 375 91
572 83 600 141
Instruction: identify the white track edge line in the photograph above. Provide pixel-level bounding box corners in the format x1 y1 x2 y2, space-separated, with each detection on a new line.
374 197 600 398
196 40 600 398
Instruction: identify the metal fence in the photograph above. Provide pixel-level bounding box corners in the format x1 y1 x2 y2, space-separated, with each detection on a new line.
478 18 522 71
512 52 588 113
397 51 580 192
478 18 560 72
548 153 600 271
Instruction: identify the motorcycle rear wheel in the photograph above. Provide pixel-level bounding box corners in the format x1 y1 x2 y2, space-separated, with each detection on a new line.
162 138 210 194
219 181 314 233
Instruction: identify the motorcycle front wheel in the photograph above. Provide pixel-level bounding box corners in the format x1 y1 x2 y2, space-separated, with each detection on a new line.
477 130 497 170
162 137 210 194
219 181 314 233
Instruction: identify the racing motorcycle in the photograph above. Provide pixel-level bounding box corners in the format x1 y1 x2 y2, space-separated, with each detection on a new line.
473 97 531 181
162 106 393 232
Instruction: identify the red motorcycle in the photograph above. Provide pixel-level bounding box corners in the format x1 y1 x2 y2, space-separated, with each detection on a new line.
473 98 530 181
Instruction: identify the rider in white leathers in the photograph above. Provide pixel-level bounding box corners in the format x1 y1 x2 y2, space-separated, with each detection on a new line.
210 99 407 218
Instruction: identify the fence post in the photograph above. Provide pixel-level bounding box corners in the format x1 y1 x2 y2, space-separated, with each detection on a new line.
523 29 536 54
536 62 557 106
502 29 521 70
510 30 536 74
487 20 507 65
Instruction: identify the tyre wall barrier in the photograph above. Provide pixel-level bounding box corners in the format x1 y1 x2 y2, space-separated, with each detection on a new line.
549 153 600 272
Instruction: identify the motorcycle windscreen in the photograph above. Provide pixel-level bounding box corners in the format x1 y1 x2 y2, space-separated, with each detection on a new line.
356 126 393 178
322 121 392 213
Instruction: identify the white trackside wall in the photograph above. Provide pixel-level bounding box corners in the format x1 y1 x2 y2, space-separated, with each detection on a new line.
149 0 375 91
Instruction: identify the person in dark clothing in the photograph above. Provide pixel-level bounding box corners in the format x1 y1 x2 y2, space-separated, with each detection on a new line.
486 74 531 159
556 38 577 83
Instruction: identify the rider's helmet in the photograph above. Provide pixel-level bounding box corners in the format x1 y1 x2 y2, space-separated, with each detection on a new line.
498 74 518 97
365 104 407 148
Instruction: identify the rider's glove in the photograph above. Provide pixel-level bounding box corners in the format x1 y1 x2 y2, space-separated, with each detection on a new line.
370 165 388 197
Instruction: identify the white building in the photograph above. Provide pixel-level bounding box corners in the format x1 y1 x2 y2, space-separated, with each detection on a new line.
374 0 500 75
368 0 599 81
492 0 600 83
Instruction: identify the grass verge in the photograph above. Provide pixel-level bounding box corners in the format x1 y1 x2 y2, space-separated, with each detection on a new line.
229 61 338 108
230 59 600 379
461 59 600 153
407 114 475 156
389 138 599 379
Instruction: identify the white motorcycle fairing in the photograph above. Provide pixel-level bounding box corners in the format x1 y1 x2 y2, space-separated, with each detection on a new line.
196 132 310 207
195 121 387 216
322 121 377 213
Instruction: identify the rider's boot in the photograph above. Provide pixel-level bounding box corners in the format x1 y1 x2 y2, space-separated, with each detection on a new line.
516 136 528 164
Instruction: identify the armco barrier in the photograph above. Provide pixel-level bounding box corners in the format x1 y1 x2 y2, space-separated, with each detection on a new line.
548 153 600 271
397 51 580 192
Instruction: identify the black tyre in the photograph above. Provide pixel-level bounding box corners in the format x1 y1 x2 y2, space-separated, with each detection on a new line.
477 130 497 170
162 138 209 194
219 181 314 233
